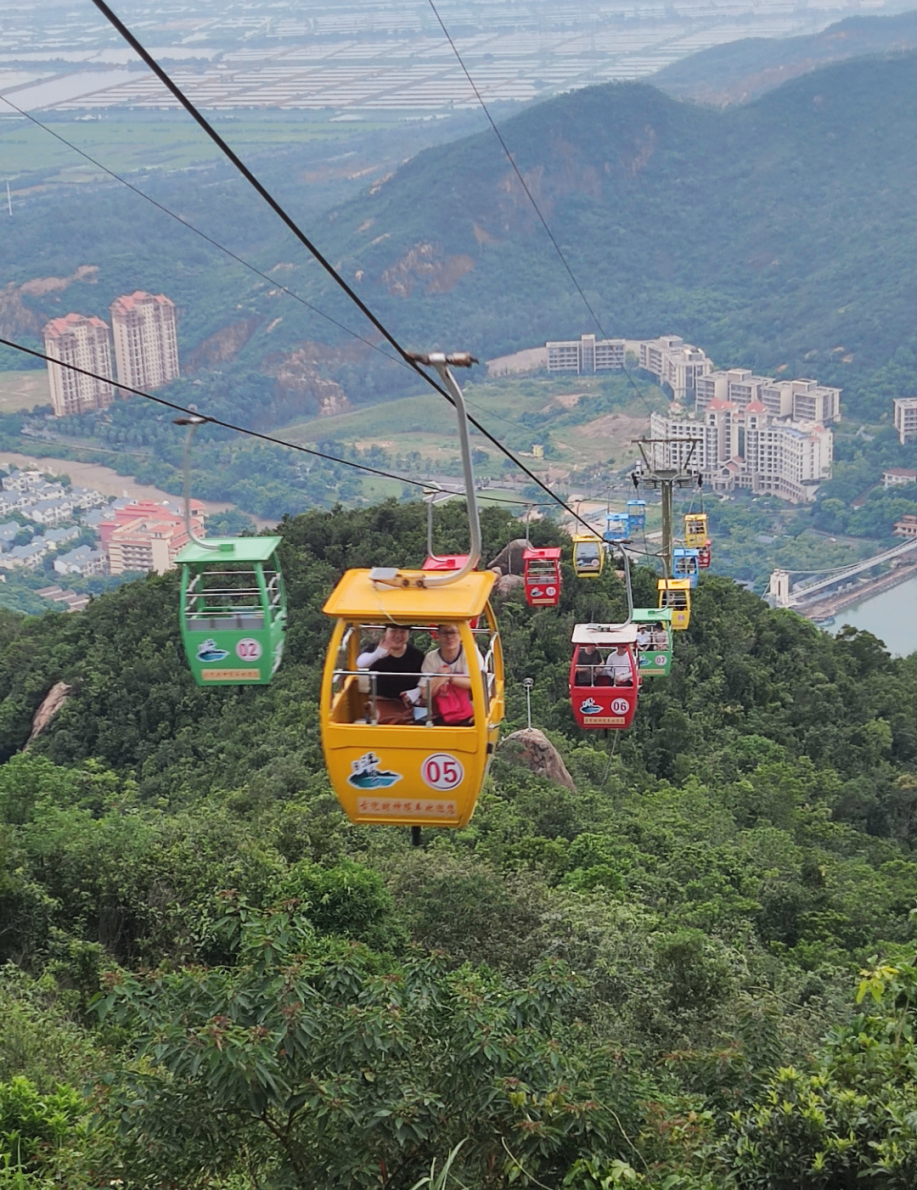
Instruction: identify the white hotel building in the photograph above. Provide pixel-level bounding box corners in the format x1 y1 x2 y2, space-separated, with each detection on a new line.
650 400 833 503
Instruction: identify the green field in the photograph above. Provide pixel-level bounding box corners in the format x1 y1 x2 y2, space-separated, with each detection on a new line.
285 373 666 480
0 112 391 181
0 370 50 412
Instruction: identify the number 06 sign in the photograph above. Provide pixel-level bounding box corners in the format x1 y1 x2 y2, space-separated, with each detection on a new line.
421 753 464 791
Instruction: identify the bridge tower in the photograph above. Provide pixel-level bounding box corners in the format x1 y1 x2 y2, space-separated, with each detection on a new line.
769 569 792 607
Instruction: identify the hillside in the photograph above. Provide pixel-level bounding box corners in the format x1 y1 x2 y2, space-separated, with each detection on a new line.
4 49 917 434
2 499 917 1187
651 10 917 106
308 51 917 419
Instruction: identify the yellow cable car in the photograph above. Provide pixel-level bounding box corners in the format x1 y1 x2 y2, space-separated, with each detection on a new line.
657 577 692 630
321 568 504 829
321 350 504 834
684 513 708 549
572 533 605 579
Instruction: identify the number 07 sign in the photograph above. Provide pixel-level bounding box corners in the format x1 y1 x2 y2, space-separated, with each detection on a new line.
421 753 464 791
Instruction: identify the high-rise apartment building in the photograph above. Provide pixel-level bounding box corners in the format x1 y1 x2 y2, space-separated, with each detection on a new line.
110 291 179 392
893 397 917 445
43 313 115 417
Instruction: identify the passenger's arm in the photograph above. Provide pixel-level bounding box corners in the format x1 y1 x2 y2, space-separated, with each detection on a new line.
356 645 387 668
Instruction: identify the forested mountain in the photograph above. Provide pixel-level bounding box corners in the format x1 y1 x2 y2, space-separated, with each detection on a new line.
6 47 917 429
2 498 917 1188
651 10 917 106
312 50 917 420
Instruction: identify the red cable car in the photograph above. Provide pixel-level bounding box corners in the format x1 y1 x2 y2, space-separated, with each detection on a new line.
422 554 470 573
698 540 712 569
569 623 640 730
523 546 562 608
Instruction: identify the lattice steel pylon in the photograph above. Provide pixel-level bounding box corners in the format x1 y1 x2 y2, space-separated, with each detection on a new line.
631 437 704 579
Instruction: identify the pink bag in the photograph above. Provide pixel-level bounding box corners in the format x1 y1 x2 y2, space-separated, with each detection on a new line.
433 681 474 724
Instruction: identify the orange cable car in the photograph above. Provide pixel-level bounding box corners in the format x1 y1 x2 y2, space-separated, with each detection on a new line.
698 540 712 569
523 546 562 608
569 622 640 730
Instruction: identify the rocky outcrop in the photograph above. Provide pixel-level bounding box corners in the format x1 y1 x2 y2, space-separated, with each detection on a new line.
264 346 354 418
493 573 525 601
488 538 529 576
381 242 474 298
501 728 575 791
184 317 261 370
24 681 71 750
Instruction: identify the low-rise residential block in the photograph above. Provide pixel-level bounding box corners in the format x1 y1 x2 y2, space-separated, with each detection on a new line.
54 545 108 577
100 500 204 574
883 468 917 489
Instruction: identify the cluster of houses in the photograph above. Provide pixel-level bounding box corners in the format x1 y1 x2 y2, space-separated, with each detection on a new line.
0 468 109 577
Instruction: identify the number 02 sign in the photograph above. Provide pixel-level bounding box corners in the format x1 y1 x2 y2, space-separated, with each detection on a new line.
421 753 464 791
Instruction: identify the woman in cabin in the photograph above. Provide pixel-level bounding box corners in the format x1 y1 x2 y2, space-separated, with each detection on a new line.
405 623 481 725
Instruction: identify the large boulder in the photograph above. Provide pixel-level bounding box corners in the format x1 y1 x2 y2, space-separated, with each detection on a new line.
493 573 525 601
24 680 71 750
488 538 529 576
500 728 575 791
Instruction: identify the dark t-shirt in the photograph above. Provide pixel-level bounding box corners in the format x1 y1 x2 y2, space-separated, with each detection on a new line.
369 644 424 699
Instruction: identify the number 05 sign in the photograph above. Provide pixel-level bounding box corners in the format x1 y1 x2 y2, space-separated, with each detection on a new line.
421 753 464 791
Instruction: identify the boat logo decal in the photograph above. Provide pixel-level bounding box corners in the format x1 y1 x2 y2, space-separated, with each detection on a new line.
197 639 229 663
347 752 402 790
579 697 603 715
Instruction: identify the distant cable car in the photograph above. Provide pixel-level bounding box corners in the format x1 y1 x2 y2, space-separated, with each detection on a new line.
178 537 287 685
523 546 562 607
174 415 287 686
569 622 640 730
321 350 503 835
632 607 673 676
698 540 712 569
626 499 646 530
684 513 708 548
572 533 604 579
657 578 691 631
603 511 629 543
673 547 700 587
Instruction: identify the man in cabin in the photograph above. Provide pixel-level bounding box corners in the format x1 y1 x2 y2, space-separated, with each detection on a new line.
635 624 652 651
605 643 634 685
575 642 603 685
357 625 424 724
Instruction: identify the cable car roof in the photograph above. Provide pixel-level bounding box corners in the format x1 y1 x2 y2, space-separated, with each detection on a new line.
176 536 283 564
522 546 562 560
658 577 692 590
632 607 673 624
323 567 496 619
572 532 602 543
571 622 639 645
422 554 470 571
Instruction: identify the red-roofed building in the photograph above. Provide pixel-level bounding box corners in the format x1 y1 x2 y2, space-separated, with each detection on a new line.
43 313 115 417
99 499 204 574
110 291 179 393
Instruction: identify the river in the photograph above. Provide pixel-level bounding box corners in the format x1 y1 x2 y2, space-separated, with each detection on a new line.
827 572 917 658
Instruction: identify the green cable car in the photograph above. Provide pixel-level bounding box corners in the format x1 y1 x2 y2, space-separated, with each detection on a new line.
633 607 673 677
177 536 287 685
